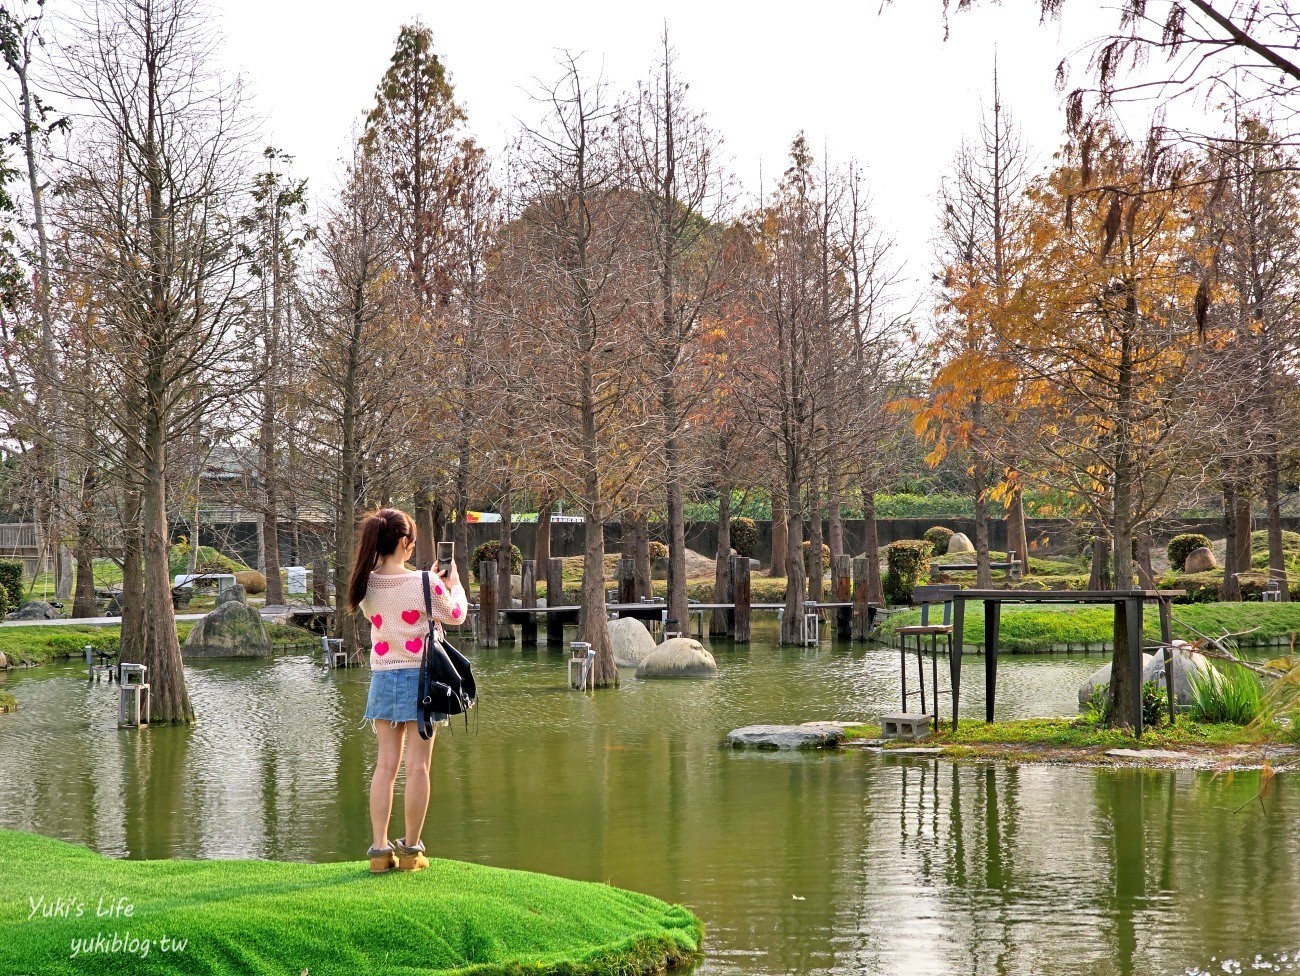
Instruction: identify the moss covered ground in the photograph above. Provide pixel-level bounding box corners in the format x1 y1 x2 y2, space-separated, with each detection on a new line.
880 601 1300 652
0 828 702 976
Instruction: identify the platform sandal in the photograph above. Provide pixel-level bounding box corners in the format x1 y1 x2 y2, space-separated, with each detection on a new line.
368 840 397 874
394 836 428 872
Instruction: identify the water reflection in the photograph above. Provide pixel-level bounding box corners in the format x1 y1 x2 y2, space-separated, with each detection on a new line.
0 633 1296 975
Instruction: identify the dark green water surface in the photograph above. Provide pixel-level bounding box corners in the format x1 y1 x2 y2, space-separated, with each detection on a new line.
0 620 1296 975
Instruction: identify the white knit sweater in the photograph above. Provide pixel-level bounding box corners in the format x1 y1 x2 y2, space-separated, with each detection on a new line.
358 571 468 671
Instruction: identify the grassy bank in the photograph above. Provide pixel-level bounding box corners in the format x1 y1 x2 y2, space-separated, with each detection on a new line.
880 602 1300 652
0 621 314 667
0 828 702 976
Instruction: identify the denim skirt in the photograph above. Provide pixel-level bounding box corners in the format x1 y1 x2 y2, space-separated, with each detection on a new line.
364 667 448 726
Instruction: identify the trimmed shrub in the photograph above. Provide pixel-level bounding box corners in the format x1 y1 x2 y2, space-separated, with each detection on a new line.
648 541 669 561
730 518 758 559
0 560 22 611
1167 533 1212 572
883 540 932 606
923 526 955 557
471 540 523 575
235 570 267 595
802 541 831 577
1142 680 1170 728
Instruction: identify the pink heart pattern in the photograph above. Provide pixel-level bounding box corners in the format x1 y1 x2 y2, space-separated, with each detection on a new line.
401 609 420 625
370 614 382 629
405 638 422 653
374 641 389 656
434 584 443 596
451 606 461 620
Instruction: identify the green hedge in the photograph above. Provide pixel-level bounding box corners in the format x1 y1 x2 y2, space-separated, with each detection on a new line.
730 517 758 558
0 560 22 612
923 526 954 556
471 540 523 575
802 541 831 577
883 540 932 605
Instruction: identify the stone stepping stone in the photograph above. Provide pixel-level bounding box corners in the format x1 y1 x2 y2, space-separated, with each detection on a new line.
727 724 845 750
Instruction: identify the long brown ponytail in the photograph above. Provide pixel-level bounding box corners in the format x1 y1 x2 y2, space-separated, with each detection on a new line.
347 508 416 611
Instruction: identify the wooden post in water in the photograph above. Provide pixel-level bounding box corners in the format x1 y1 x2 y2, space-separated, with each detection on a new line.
546 557 565 646
726 555 738 637
851 557 870 641
733 555 751 643
520 559 538 646
617 556 636 605
478 560 499 648
711 555 734 636
833 554 852 640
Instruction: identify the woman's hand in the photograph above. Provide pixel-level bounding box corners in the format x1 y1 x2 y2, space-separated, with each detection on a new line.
438 557 462 591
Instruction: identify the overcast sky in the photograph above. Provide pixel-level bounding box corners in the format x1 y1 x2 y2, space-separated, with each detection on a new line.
38 1 1226 302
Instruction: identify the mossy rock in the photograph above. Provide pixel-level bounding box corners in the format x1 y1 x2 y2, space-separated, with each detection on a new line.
182 601 271 658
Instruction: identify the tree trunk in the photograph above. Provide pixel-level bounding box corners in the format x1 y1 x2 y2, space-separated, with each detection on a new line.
534 495 554 585
1266 445 1289 600
1222 483 1242 601
633 512 652 601
664 384 688 635
1233 490 1253 588
1135 526 1157 591
807 480 824 603
1089 535 1111 591
1006 482 1030 576
72 465 98 620
781 471 806 644
413 488 435 570
862 486 884 605
141 397 193 723
582 504 616 688
971 394 992 588
498 482 515 641
712 485 732 635
827 474 844 562
769 490 787 578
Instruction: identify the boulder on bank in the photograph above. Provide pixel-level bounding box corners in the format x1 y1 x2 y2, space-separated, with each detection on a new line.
9 601 56 621
1078 653 1155 707
1183 547 1217 572
947 532 975 554
728 723 845 750
636 637 719 679
1142 643 1213 706
1077 644 1211 709
182 601 271 658
608 617 657 667
0 651 8 669
215 583 247 606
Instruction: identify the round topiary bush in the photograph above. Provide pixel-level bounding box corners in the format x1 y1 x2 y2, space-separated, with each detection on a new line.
923 525 955 557
883 540 933 605
0 560 23 611
471 540 523 575
235 570 267 595
647 540 669 561
1167 533 1212 572
730 517 758 559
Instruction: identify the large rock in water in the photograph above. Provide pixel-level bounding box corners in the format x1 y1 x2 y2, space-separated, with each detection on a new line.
10 601 56 621
182 601 271 658
727 723 845 750
1078 653 1155 708
636 637 719 679
947 532 975 554
1184 546 1217 572
1142 643 1214 706
608 617 657 667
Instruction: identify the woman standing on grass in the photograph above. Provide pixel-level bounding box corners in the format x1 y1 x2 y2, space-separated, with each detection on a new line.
346 508 467 873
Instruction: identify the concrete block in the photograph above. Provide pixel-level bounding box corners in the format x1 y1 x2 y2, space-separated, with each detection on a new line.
880 713 932 741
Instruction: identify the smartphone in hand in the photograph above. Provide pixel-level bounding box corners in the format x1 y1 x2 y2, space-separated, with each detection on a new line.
436 541 454 577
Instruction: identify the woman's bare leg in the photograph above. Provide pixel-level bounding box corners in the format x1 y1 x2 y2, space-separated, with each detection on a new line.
370 720 406 849
401 721 436 846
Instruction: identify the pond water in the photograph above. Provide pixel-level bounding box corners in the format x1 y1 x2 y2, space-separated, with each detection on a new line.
0 620 1297 975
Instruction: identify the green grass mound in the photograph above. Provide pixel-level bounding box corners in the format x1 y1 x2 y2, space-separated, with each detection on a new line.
0 829 702 975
